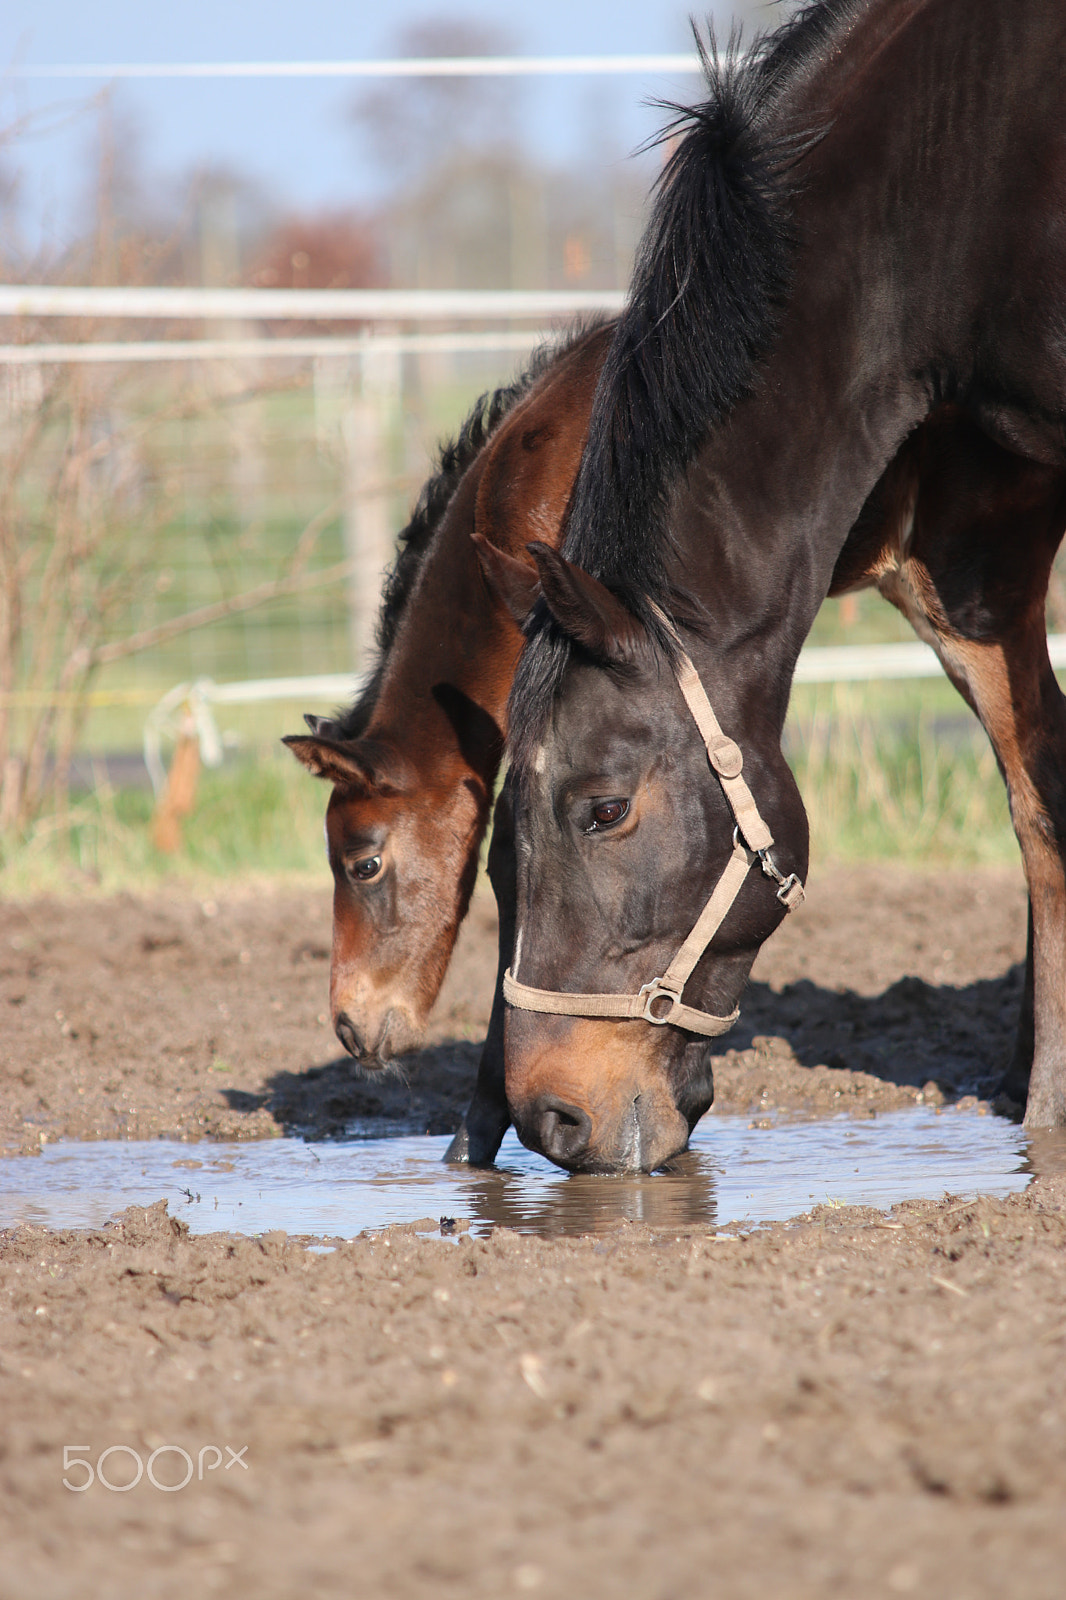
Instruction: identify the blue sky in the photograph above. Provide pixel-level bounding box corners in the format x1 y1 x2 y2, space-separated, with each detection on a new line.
0 1 762 252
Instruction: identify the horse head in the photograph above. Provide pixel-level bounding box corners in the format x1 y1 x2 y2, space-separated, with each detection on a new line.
284 724 471 1064
282 325 612 1078
496 542 809 1173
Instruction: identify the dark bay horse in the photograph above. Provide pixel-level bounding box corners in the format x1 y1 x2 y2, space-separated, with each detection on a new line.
501 0 1066 1171
285 299 1050 1172
283 322 612 1070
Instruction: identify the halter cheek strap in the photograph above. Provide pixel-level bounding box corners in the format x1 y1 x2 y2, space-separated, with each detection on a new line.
502 630 805 1038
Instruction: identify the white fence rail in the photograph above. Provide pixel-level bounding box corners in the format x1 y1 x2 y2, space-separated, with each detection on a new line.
146 636 1066 794
0 286 625 323
14 54 704 81
0 330 562 366
795 634 1066 682
0 287 627 368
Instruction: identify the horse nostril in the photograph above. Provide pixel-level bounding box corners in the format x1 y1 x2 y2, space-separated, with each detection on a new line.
334 1011 363 1058
532 1096 593 1165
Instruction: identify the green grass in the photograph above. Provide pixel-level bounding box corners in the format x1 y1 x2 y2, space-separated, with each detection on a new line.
0 680 1024 901
787 682 1016 866
0 747 333 898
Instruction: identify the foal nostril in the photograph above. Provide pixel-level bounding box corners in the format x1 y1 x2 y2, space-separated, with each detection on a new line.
334 1011 363 1059
532 1096 593 1165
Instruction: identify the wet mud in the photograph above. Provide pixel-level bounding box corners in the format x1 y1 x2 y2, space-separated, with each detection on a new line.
3 863 1066 1597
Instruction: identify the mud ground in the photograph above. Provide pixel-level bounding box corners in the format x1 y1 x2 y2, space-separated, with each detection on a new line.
3 863 1066 1598
0 863 1032 1158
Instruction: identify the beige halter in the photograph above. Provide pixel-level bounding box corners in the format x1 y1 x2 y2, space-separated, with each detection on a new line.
503 625 805 1038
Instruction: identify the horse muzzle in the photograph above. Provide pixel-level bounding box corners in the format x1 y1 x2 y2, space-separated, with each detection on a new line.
332 1001 421 1066
504 1011 695 1174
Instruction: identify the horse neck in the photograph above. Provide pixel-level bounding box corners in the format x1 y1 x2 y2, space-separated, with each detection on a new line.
363 452 503 797
677 0 1062 720
368 337 603 790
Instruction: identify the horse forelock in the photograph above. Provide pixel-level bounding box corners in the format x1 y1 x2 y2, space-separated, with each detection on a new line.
333 319 612 741
507 585 708 781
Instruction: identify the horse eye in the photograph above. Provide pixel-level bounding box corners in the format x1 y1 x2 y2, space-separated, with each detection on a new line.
589 799 629 831
351 854 383 882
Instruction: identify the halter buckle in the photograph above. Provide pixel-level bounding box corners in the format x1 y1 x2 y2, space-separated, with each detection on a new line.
757 846 805 910
638 978 684 1025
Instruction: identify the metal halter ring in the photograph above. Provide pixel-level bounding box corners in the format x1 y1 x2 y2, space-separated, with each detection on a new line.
757 848 803 906
638 978 684 1025
732 826 802 907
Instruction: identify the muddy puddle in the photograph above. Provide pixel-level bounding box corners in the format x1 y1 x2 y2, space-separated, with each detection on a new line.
0 1106 1033 1239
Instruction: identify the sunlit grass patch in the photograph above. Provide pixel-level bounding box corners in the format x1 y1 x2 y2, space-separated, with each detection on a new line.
0 747 332 898
787 682 1016 866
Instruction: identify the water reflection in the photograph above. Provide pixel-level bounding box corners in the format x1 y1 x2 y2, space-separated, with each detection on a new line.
0 1108 1032 1240
1020 1125 1066 1180
458 1147 720 1236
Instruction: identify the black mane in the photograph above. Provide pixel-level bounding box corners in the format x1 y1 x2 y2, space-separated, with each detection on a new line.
756 0 864 98
509 21 816 769
332 321 608 740
562 31 793 601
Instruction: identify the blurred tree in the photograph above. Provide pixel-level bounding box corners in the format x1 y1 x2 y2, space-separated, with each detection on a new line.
246 212 383 293
350 15 651 294
0 154 21 275
350 16 523 186
185 165 279 287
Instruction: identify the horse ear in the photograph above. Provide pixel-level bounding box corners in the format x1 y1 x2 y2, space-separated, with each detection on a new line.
282 735 412 795
526 542 648 664
472 533 542 625
303 713 342 738
283 735 374 791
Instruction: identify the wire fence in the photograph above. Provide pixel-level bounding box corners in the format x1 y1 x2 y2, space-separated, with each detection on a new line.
1 303 605 737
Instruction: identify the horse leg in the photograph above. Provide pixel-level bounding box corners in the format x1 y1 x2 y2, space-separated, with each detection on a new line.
1003 902 1036 1104
443 780 514 1164
874 432 1066 1124
934 631 1066 1123
884 600 1039 1109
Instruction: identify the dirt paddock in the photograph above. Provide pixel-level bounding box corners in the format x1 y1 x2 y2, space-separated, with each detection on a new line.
2 863 1066 1598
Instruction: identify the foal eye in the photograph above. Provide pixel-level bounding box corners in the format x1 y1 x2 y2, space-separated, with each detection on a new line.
587 799 629 831
351 854 383 882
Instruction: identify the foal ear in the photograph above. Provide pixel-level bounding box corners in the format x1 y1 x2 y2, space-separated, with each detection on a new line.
526 542 648 665
282 735 412 796
283 735 366 789
472 533 542 625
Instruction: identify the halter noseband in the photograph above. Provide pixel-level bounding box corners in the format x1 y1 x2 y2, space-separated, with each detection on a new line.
503 623 805 1039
